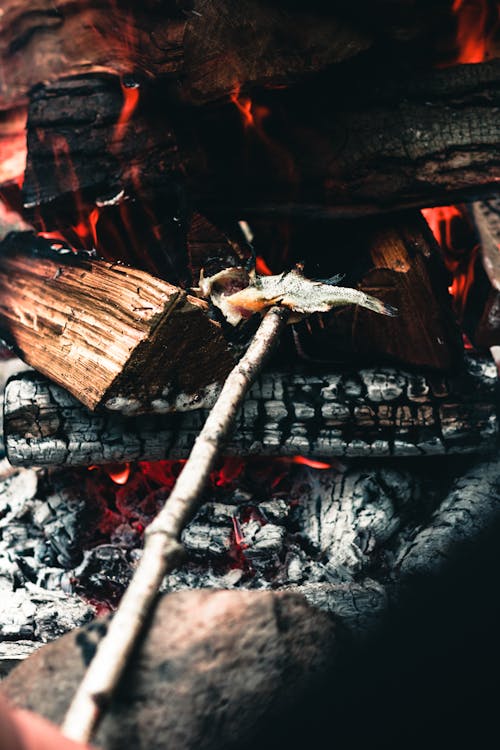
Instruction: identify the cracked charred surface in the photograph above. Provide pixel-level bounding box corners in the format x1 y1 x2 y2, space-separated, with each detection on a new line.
17 62 500 228
5 356 497 466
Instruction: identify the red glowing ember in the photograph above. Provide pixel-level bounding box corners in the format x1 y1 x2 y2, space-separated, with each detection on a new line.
255 256 273 276
291 456 331 470
452 0 498 63
230 89 270 131
421 205 479 318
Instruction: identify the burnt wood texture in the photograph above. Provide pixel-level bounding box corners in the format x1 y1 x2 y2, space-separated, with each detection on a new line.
4 357 497 466
18 61 500 225
0 0 458 111
0 234 234 412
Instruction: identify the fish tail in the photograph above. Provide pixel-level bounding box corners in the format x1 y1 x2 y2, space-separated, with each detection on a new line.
357 292 398 317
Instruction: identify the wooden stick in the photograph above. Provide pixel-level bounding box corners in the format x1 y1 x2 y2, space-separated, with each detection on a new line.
60 306 288 744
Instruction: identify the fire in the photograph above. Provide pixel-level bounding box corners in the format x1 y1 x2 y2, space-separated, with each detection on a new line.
255 256 273 275
291 456 331 470
421 206 462 247
421 205 479 318
230 89 270 131
452 0 498 62
113 79 140 142
108 464 131 485
89 463 131 485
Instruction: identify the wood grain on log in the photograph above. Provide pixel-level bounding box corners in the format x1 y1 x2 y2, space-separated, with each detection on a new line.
4 357 497 466
0 233 234 412
20 62 500 225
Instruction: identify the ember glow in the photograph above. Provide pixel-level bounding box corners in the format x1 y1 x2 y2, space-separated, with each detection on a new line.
421 206 462 248
113 79 140 142
421 205 479 318
291 456 331 470
255 256 273 275
230 89 270 131
452 0 498 62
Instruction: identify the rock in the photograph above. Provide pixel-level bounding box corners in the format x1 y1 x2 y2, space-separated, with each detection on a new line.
1 589 337 750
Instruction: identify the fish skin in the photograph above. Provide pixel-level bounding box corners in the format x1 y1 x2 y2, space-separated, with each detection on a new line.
226 268 397 319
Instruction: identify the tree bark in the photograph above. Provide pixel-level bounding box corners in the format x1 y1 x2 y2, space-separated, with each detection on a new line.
5 356 498 466
0 233 234 412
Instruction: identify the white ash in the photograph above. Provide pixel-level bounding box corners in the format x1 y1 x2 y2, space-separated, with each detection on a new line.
1 455 500 663
0 467 95 647
395 459 500 577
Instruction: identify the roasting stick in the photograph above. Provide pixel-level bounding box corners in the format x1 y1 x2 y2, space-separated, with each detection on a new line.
61 305 289 744
61 265 396 742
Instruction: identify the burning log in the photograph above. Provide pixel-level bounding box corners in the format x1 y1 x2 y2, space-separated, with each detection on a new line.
0 233 234 412
292 211 462 370
5 357 498 467
0 0 457 112
20 61 500 228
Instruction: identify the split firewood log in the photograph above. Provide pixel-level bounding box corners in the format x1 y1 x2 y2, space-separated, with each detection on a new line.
0 233 235 412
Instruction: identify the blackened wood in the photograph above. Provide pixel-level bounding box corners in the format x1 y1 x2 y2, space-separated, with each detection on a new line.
5 357 498 466
0 0 372 111
0 233 234 412
192 60 500 216
21 62 500 224
293 211 462 370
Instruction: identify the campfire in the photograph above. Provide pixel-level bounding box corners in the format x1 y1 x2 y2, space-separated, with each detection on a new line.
0 1 499 748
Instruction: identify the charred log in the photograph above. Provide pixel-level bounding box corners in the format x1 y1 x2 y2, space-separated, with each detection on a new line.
4 357 498 466
20 62 500 226
0 0 461 112
0 233 234 412
0 0 373 111
193 60 500 216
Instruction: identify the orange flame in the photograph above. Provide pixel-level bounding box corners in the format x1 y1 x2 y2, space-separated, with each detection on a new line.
255 256 273 275
108 464 131 485
113 81 140 142
291 456 331 470
421 206 462 247
230 89 270 131
452 0 499 62
421 205 479 318
89 463 131 485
